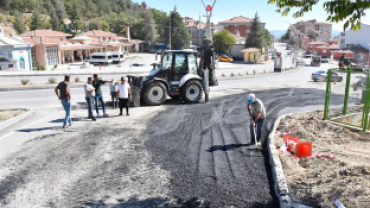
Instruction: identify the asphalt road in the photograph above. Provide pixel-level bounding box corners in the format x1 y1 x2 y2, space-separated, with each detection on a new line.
0 61 337 109
0 43 296 85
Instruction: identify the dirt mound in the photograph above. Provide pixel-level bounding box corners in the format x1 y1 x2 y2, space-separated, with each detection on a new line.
275 111 370 208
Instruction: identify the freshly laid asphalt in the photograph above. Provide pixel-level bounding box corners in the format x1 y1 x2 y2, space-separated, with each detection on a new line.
0 43 356 207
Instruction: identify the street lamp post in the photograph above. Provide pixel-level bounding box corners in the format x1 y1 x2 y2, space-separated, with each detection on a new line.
169 11 174 50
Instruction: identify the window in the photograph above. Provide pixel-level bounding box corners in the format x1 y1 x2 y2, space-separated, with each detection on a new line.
113 55 119 58
323 49 326 53
235 29 239 34
120 55 124 58
187 53 197 75
103 37 106 41
31 47 37 67
246 29 249 33
173 53 187 81
60 38 63 41
108 56 112 59
46 46 58 66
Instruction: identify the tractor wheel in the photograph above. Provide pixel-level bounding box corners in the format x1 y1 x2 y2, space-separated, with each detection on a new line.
181 80 203 103
142 82 167 106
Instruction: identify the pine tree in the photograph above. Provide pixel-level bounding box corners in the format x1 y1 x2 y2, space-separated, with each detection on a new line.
163 7 190 49
50 4 60 31
30 1 44 30
13 10 26 34
141 10 156 43
141 1 147 8
245 12 263 49
51 0 66 20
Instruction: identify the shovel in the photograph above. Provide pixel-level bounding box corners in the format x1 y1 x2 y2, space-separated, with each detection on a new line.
253 125 258 146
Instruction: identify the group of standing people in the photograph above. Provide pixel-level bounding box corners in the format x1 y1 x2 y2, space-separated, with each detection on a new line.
55 74 132 128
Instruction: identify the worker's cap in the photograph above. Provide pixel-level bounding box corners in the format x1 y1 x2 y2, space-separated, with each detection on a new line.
248 94 256 103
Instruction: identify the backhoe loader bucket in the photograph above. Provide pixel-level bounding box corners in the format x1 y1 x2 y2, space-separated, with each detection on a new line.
127 75 141 107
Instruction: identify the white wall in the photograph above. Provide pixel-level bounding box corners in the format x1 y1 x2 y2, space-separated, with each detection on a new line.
344 23 370 51
11 49 32 71
230 44 245 59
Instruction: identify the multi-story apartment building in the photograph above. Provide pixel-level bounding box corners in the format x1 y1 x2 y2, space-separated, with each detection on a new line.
293 19 332 43
218 16 266 38
182 17 218 48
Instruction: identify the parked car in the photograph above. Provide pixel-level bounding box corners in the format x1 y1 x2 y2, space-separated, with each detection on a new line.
312 70 343 82
321 56 330 63
311 56 321 67
218 55 234 63
303 52 313 58
286 45 292 50
149 48 156 53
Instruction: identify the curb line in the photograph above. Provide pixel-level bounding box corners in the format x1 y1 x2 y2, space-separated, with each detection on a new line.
0 108 34 130
0 70 146 77
267 113 314 208
0 84 86 92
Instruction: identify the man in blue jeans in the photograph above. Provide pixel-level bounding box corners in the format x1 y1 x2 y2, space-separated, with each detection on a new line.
84 77 96 121
55 75 72 128
247 94 266 146
92 74 110 117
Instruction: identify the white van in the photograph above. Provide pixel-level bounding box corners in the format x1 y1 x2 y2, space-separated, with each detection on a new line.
111 52 124 63
88 52 113 64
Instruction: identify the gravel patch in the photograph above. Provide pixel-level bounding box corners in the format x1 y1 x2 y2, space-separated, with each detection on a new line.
275 111 370 208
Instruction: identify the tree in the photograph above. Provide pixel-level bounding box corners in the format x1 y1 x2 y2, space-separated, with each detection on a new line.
51 0 66 20
30 1 44 30
141 1 147 8
267 0 370 31
50 4 60 31
13 10 26 34
102 20 110 31
260 29 273 48
162 7 190 49
245 13 263 49
212 29 236 52
89 17 103 30
135 10 156 43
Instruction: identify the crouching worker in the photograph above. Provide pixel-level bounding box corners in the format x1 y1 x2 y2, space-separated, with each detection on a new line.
247 94 266 146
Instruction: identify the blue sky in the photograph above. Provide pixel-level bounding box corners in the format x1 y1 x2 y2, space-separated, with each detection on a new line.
144 0 370 31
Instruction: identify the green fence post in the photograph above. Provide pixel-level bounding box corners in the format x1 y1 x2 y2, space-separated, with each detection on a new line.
362 74 370 131
324 70 332 120
343 69 352 115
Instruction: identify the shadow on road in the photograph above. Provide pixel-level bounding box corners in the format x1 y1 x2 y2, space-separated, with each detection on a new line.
206 143 254 152
17 127 59 132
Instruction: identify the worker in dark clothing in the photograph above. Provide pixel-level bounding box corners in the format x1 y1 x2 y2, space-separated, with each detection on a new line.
202 39 218 86
339 53 345 68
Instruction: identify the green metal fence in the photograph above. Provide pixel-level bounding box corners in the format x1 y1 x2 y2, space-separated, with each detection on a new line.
324 68 370 131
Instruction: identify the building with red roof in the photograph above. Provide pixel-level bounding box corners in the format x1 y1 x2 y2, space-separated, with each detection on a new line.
218 16 266 38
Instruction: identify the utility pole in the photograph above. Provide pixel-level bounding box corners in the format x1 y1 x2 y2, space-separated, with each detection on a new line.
199 15 201 49
169 11 174 50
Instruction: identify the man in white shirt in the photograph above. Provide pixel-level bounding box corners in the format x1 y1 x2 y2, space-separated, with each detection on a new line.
247 93 266 146
84 77 96 121
116 77 132 116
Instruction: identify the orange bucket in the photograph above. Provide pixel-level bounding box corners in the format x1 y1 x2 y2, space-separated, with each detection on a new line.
283 134 312 158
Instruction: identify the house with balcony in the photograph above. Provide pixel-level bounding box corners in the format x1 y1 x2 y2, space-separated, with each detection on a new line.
293 19 332 43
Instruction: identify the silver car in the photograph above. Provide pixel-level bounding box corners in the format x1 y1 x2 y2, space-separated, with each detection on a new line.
312 70 343 82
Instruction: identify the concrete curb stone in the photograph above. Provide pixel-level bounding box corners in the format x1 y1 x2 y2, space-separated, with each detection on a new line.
0 84 86 92
0 108 34 130
0 69 147 77
267 113 314 208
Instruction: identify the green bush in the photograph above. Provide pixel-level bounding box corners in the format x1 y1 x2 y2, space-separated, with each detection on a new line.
38 65 46 71
253 70 256 75
246 71 249 75
7 16 14 24
230 73 234 77
75 77 80 83
48 77 57 84
21 78 30 85
53 64 58 69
